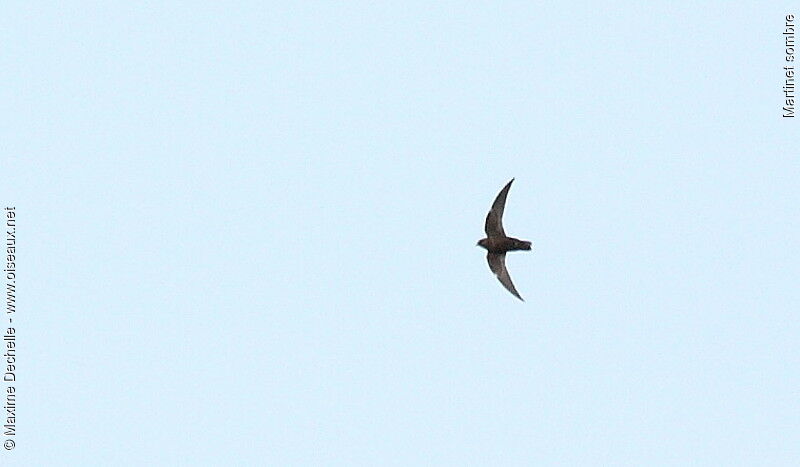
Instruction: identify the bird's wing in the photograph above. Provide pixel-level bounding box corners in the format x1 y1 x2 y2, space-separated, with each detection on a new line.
487 252 523 301
484 178 514 236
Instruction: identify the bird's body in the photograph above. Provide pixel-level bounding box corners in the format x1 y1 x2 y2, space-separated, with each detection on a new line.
477 236 531 254
477 178 532 301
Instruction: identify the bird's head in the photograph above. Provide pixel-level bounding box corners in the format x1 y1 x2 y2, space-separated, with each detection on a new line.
476 238 487 249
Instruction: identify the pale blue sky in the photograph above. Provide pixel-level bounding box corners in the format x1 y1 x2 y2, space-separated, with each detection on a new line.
2 2 799 465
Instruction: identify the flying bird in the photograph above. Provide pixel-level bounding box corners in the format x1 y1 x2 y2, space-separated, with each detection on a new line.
477 178 532 301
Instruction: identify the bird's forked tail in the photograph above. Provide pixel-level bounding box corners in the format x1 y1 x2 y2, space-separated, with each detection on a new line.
514 240 532 251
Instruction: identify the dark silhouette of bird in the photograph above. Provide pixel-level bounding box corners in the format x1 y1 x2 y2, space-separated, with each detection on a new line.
477 178 532 301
